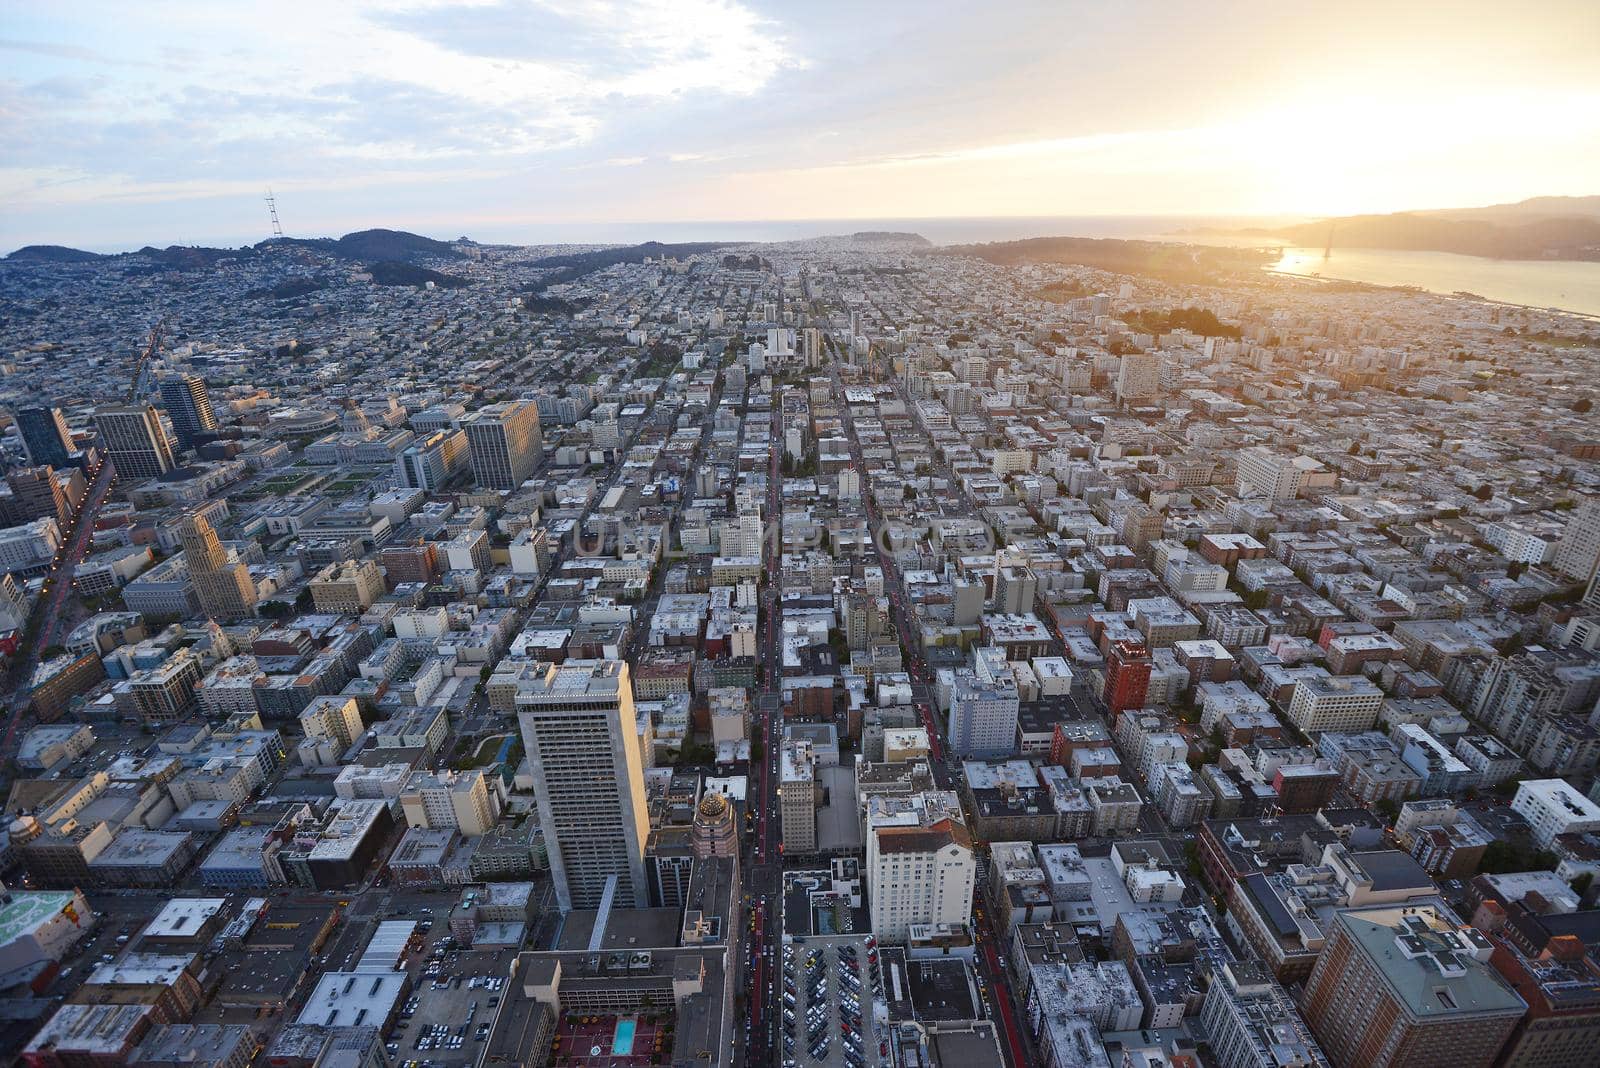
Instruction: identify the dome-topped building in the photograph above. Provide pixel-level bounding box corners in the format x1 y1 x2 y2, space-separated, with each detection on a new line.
692 790 737 858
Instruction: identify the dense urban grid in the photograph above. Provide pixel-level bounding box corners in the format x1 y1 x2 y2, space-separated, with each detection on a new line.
1 230 1600 1068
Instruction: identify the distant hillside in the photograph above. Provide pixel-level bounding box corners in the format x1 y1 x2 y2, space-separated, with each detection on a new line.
852 231 931 246
267 228 464 263
7 227 468 266
5 244 105 263
1226 198 1600 261
129 245 256 271
1423 195 1600 223
533 240 726 272
947 236 1273 283
530 240 728 291
367 261 468 288
332 229 464 262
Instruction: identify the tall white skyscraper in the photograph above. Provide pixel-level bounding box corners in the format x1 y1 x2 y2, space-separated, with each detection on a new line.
866 795 976 941
1553 498 1600 585
948 646 1019 758
1234 446 1307 500
516 660 651 910
1115 352 1161 403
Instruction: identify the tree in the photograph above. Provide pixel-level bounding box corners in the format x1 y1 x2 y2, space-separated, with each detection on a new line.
1472 484 1494 501
1573 397 1593 413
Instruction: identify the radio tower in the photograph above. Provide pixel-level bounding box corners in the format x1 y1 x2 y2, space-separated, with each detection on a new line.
265 189 284 238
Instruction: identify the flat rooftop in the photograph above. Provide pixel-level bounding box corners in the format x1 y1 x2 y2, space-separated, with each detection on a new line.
143 897 226 939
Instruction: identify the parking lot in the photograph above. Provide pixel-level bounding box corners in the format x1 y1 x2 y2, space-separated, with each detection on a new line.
385 910 518 1066
779 935 891 1068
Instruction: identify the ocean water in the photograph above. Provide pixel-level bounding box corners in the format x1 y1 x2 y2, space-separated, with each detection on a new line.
502 215 1600 317
1268 245 1600 318
498 214 1262 247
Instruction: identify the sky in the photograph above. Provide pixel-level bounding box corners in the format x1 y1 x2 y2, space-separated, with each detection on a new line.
3 0 1598 251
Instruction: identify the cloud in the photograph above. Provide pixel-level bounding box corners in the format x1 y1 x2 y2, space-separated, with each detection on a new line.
6 0 799 208
0 37 156 67
3 1 1596 248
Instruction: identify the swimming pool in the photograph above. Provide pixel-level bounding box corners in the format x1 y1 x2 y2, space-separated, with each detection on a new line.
612 1018 637 1056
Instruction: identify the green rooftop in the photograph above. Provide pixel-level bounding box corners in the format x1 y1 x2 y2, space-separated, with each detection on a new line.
0 891 84 946
1340 905 1526 1019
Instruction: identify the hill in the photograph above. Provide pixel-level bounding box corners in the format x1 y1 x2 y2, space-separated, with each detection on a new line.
128 245 256 271
1422 195 1600 223
5 245 105 263
265 228 464 263
1233 197 1600 261
329 228 464 262
1273 213 1600 261
529 240 729 291
852 231 931 246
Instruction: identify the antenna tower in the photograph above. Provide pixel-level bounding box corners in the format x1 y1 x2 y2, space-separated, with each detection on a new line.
265 189 284 238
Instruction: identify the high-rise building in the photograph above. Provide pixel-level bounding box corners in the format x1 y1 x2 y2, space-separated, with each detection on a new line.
1115 352 1161 403
948 648 1020 758
1200 960 1328 1068
157 375 218 450
802 327 824 367
1104 639 1153 713
125 648 206 724
299 695 366 750
780 740 817 854
94 404 174 480
1487 934 1600 1068
719 507 764 559
1553 499 1600 586
993 561 1038 615
379 542 439 586
692 791 737 858
463 400 542 490
0 517 62 576
516 660 650 910
177 511 257 620
1119 502 1165 552
395 428 469 491
1509 778 1600 848
1286 675 1385 734
400 769 504 836
866 801 975 941
1301 905 1525 1068
15 406 76 469
308 559 385 614
1 466 72 528
1235 446 1308 500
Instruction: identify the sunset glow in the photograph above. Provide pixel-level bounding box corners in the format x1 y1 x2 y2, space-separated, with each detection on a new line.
3 1 1597 248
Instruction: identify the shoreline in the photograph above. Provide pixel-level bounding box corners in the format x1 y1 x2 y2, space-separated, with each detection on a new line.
1261 263 1600 324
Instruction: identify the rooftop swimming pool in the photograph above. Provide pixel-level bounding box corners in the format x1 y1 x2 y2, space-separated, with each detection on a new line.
612 1017 637 1056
